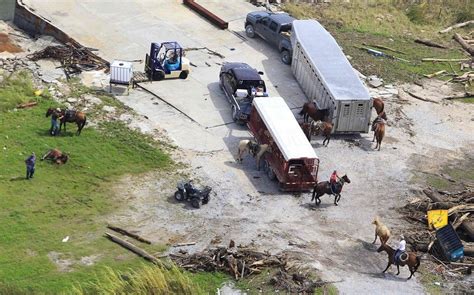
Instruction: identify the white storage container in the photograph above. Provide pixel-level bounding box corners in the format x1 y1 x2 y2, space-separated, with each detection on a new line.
110 60 133 85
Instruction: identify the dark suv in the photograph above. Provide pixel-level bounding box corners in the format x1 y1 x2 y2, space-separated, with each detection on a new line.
219 62 268 123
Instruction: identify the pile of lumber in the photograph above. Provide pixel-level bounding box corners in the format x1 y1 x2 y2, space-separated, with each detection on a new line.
170 243 326 292
27 43 109 78
399 188 474 260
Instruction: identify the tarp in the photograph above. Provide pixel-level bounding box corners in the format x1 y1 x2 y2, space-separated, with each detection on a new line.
291 20 370 101
253 97 318 161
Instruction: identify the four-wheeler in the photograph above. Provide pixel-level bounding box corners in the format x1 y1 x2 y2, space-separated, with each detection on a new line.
219 62 268 123
145 42 190 81
174 180 211 209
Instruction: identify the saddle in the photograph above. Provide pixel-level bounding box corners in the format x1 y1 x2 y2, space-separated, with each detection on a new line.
329 182 342 195
65 110 76 120
394 251 408 265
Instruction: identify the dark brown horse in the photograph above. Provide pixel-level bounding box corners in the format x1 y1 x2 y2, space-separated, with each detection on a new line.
46 108 87 135
299 102 330 123
311 120 333 146
377 244 421 280
41 148 69 164
372 119 385 151
373 98 388 120
311 174 350 206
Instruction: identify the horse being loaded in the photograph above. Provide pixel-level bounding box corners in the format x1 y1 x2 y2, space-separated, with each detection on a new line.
299 102 330 123
373 98 387 120
311 174 350 206
377 243 421 280
372 114 385 151
46 108 87 135
41 148 69 164
237 139 271 170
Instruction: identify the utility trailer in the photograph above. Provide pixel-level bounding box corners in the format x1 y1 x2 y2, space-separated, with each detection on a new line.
291 20 372 133
248 97 319 191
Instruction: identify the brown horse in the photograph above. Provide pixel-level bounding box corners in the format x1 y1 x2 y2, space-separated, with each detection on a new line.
373 98 388 120
41 148 69 164
377 244 421 280
46 108 87 135
311 174 350 206
299 102 330 123
373 120 385 151
311 120 333 146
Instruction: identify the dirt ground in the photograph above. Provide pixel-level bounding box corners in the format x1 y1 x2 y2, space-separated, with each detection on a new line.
110 79 473 294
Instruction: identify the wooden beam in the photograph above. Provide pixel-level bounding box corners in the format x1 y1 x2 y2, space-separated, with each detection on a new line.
422 58 471 62
105 232 160 264
415 39 447 49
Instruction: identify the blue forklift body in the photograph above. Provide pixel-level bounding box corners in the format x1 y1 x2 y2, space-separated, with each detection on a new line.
145 42 184 80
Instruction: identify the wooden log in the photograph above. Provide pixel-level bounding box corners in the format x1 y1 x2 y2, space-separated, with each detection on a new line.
17 101 38 108
363 43 406 54
440 21 474 33
422 58 471 62
173 242 197 247
415 39 447 49
105 232 160 264
449 261 474 267
453 213 470 230
448 204 474 215
454 33 474 56
463 244 474 257
443 94 473 100
107 225 152 244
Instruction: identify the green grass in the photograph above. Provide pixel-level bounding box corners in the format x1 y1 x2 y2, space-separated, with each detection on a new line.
283 1 473 83
0 76 173 292
187 271 230 294
418 267 443 295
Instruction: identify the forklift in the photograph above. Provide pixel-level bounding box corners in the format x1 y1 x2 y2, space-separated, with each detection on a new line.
145 42 190 81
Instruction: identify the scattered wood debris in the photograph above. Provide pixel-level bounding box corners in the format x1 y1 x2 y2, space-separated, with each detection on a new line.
16 101 38 109
399 188 474 260
105 232 161 264
170 244 325 292
454 33 474 56
27 43 109 79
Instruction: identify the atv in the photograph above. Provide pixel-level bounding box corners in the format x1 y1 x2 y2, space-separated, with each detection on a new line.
174 180 211 208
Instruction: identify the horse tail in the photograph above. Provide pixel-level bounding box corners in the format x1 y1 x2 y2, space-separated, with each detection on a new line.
80 115 87 130
299 103 306 115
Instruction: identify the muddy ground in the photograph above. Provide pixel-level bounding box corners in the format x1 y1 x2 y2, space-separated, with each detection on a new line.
110 79 473 294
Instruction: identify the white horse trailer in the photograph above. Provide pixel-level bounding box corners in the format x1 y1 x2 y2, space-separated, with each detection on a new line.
291 20 372 133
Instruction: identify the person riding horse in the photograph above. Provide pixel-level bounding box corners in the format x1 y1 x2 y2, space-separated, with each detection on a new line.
330 170 341 193
394 234 407 265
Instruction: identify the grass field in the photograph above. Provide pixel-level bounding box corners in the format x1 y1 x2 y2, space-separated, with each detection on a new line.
0 73 177 292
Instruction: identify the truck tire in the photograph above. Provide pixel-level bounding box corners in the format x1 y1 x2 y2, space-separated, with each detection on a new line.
281 50 291 65
245 24 255 38
232 105 238 121
267 166 276 181
179 71 188 79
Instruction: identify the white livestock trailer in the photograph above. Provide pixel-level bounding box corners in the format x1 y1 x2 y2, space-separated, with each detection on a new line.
291 20 372 133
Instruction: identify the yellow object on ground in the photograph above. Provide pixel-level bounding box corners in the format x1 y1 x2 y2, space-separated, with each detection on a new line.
34 89 43 96
427 210 448 230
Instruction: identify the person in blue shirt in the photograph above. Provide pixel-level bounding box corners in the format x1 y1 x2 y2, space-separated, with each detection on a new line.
25 152 36 179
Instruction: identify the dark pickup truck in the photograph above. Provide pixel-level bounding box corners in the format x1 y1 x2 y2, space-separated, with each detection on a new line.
245 11 295 64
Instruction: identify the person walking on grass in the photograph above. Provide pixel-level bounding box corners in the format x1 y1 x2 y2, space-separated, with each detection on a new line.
25 152 36 180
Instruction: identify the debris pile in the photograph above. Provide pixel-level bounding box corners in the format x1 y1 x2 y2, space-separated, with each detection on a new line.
170 243 327 292
0 57 39 74
27 44 109 78
400 188 474 261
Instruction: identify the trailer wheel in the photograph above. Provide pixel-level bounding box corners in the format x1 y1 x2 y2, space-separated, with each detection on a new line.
245 24 255 38
174 191 184 201
179 71 188 79
280 50 291 65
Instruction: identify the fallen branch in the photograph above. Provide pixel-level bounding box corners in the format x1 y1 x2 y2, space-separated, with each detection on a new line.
105 232 160 264
448 204 474 215
173 242 197 247
422 58 471 62
454 33 474 56
443 94 472 100
408 91 439 104
107 225 152 244
440 21 474 34
453 213 470 230
363 43 406 54
415 39 447 49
